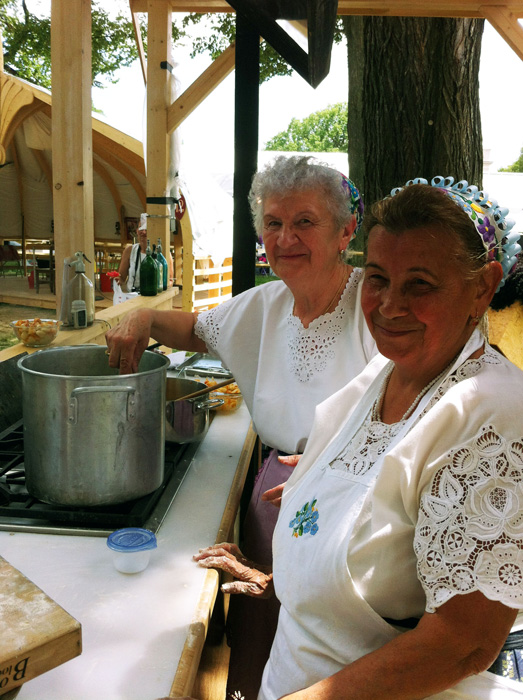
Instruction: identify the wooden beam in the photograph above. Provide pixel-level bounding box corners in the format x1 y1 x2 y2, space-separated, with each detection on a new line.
146 0 172 262
227 0 309 82
0 22 4 72
0 74 42 165
482 6 523 59
51 0 95 306
308 0 338 86
90 120 145 174
167 42 236 134
131 7 148 85
131 0 234 11
130 0 523 15
11 139 24 241
91 138 146 209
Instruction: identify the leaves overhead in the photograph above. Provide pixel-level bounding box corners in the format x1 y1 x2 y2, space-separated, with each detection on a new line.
265 102 348 152
0 0 146 89
181 13 292 83
1 3 342 89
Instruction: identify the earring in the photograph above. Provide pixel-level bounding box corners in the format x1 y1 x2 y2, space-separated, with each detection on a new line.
338 249 345 263
470 312 480 327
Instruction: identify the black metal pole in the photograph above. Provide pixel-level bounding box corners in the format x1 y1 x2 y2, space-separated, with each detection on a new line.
232 11 259 297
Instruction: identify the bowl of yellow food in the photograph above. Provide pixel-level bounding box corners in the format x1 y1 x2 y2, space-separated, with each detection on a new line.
11 318 60 347
199 378 243 413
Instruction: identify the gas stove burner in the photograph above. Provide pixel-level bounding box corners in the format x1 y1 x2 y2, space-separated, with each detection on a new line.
0 420 199 536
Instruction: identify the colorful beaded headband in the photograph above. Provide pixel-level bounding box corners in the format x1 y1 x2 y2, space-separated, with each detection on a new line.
391 176 521 287
340 174 364 239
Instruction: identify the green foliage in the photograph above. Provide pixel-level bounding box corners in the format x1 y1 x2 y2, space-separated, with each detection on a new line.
498 147 523 173
0 0 147 89
0 3 342 90
181 13 292 83
264 102 348 152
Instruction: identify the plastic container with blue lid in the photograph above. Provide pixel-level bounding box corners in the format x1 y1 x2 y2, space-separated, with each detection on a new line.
107 527 157 573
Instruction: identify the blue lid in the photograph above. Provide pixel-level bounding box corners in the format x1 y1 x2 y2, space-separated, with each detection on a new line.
107 528 157 553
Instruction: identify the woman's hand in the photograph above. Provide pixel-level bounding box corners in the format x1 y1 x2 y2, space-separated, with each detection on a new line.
261 482 285 508
105 308 153 374
193 543 274 598
261 454 302 508
106 309 205 375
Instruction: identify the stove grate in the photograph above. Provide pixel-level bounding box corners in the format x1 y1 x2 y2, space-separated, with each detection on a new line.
0 419 198 535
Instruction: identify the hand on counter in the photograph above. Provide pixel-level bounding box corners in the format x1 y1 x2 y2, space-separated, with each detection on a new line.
193 542 274 598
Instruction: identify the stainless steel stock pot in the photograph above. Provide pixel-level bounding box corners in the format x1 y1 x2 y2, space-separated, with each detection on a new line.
18 345 170 506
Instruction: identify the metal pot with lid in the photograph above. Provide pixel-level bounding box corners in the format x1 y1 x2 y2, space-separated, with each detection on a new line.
18 345 170 507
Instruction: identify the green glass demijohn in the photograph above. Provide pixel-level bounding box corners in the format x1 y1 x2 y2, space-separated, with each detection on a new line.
139 239 158 296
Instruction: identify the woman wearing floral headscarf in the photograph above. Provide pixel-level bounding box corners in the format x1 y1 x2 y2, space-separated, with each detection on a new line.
106 155 376 697
196 177 523 699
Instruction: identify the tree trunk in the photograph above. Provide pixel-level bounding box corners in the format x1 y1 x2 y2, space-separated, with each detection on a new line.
344 16 484 208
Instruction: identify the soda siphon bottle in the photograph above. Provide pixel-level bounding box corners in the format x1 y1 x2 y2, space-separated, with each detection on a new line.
156 238 169 291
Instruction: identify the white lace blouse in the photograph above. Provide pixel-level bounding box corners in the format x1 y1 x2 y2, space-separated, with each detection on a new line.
193 268 377 453
285 345 523 617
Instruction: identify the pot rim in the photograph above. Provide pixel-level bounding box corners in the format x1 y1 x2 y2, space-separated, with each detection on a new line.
17 344 170 379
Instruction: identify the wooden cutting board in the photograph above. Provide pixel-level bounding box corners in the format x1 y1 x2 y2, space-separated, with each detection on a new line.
0 556 82 696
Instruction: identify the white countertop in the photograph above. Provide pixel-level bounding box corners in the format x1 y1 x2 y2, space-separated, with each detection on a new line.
0 403 252 700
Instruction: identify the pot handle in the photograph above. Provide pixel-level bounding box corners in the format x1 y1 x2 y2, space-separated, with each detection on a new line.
68 385 136 424
194 398 224 411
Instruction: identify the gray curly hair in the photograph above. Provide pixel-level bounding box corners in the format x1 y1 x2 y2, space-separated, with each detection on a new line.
248 155 356 235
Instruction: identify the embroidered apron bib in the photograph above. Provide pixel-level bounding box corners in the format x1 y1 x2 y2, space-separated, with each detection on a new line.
259 332 523 700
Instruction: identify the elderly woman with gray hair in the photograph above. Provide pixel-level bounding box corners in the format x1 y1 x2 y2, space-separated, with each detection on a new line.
196 177 523 700
105 155 376 697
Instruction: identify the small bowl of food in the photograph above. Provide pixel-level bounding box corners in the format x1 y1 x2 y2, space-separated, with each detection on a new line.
11 318 60 347
201 379 242 413
210 389 243 413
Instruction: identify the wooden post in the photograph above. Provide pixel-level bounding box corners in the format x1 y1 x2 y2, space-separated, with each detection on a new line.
232 12 259 296
146 0 171 273
50 0 95 309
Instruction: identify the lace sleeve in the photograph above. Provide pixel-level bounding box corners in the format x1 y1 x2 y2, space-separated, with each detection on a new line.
193 302 229 355
414 424 523 613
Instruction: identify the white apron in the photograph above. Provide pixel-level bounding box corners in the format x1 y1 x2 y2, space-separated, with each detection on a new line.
260 332 523 700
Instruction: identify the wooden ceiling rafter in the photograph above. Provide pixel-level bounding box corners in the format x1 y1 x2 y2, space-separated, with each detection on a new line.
0 75 44 165
30 147 53 194
128 1 523 68
11 139 23 224
221 0 337 87
90 124 145 174
90 138 147 209
92 156 126 236
130 0 523 15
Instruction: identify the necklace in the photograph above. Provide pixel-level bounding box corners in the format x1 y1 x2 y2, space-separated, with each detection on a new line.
371 355 458 424
292 267 349 321
321 269 349 316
